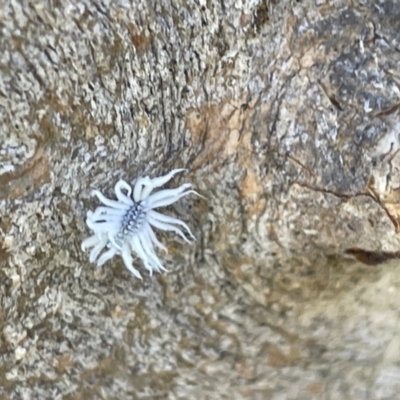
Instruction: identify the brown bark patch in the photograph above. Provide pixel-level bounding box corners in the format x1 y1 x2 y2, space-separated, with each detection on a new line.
0 146 50 200
187 100 245 169
187 99 265 217
240 166 263 202
127 23 151 53
306 382 324 396
266 345 301 368
237 130 265 216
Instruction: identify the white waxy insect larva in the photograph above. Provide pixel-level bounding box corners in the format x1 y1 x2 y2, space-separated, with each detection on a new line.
81 169 202 279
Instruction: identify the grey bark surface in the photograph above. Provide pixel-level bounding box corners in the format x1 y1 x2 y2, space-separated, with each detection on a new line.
1 0 400 398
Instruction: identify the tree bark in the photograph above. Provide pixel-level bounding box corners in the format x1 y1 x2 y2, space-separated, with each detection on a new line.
1 0 400 398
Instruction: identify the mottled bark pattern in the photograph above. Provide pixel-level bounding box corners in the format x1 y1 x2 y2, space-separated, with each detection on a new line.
1 0 400 398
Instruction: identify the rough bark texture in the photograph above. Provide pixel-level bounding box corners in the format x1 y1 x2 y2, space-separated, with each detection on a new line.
1 0 400 398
